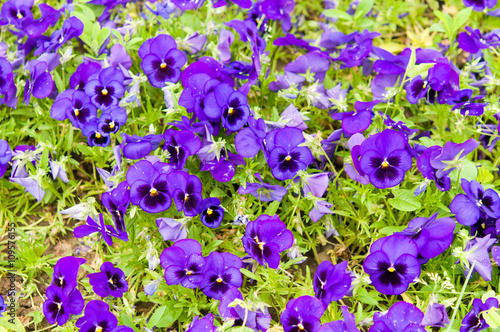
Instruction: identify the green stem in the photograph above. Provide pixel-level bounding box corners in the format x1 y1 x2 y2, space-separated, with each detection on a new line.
447 260 476 331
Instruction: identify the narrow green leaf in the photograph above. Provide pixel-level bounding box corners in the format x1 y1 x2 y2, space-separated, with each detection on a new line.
263 201 280 216
240 267 263 282
354 0 374 19
429 23 447 33
388 189 422 212
147 305 167 329
323 9 353 20
453 7 472 33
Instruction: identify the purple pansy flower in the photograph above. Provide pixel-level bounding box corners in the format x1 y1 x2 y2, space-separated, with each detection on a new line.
0 57 13 94
0 140 12 178
397 213 455 261
450 179 500 226
260 0 295 32
120 133 163 160
447 89 488 116
160 239 205 288
70 62 102 91
318 306 360 332
163 129 201 170
332 100 380 135
101 182 129 233
219 287 271 332
85 67 125 110
156 218 187 242
204 83 250 131
186 314 216 332
369 301 425 332
199 147 246 183
43 285 84 326
127 160 172 214
359 129 412 189
416 146 451 192
167 171 202 216
51 90 97 129
23 60 54 104
302 172 330 198
462 0 497 11
461 298 499 332
267 127 313 181
139 34 187 88
0 296 6 317
309 200 335 223
74 214 128 246
34 16 83 55
197 197 224 228
238 173 288 202
363 234 420 295
234 117 267 158
88 262 128 298
75 300 118 332
97 106 127 135
313 260 351 308
242 214 294 269
82 118 111 147
200 251 242 300
421 303 450 328
459 234 496 281
0 0 34 28
281 295 325 332
51 256 85 296
458 26 500 53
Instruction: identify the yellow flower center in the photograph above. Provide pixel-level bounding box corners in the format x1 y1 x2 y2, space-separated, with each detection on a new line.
381 160 390 169
160 63 167 69
95 132 102 138
109 121 115 129
184 194 189 202
150 188 159 197
207 208 213 215
298 323 305 330
186 270 192 275
74 109 80 116
482 223 486 229
101 88 108 96
388 266 395 272
96 327 103 332
216 277 223 283
108 278 114 285
285 155 291 161
228 107 235 115
17 12 23 19
57 303 62 310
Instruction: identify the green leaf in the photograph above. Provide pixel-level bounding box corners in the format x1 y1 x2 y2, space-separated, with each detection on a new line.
458 159 478 181
356 288 378 305
484 308 500 329
322 9 353 20
453 7 472 33
388 189 422 212
405 63 434 80
74 3 96 21
429 23 447 33
240 267 263 282
227 328 255 332
477 166 493 184
263 201 280 216
210 188 225 197
354 0 374 20
147 305 167 329
120 313 139 332
155 301 182 328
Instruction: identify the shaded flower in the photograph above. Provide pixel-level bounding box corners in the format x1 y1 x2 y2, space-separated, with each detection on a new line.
235 117 267 158
156 218 187 242
200 252 242 300
460 298 499 332
167 171 202 216
51 256 85 296
70 62 101 91
204 83 250 131
43 286 84 326
309 200 334 223
462 0 497 11
23 59 54 104
34 16 83 55
318 306 360 332
313 261 351 308
98 106 127 135
458 27 500 53
120 133 163 160
163 129 201 170
101 182 129 233
186 314 216 332
0 139 12 178
197 197 224 228
51 90 97 129
281 295 325 332
450 179 500 226
421 303 450 328
75 300 118 332
73 214 128 246
82 118 111 147
238 173 288 202
88 262 128 298
242 214 293 269
160 239 205 288
458 234 496 281
85 67 125 110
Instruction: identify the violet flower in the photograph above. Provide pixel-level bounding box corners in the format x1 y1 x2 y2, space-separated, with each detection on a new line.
51 256 85 296
88 262 128 298
309 200 335 223
242 214 294 269
267 127 313 181
43 286 84 326
51 90 97 129
0 140 12 178
397 213 455 260
74 214 128 246
313 260 351 308
363 235 420 295
75 300 118 332
120 133 163 160
462 0 497 11
458 27 500 53
0 296 6 317
98 106 127 135
359 129 412 189
186 314 216 332
160 239 205 288
167 171 202 216
82 118 111 147
238 173 288 202
318 306 360 332
23 59 54 104
197 197 224 228
281 296 325 332
163 129 201 170
34 16 83 55
139 34 186 88
416 146 451 192
219 287 271 331
101 182 129 233
156 218 187 242
459 234 496 281
450 179 500 226
0 0 33 29
421 303 450 328
200 148 245 183
234 117 267 158
70 62 101 91
127 160 172 214
204 83 250 131
332 100 380 135
302 172 330 198
85 67 125 110
461 298 499 332
260 0 295 32
0 57 13 94
447 89 488 116
369 301 425 332
200 252 242 300
108 44 132 69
